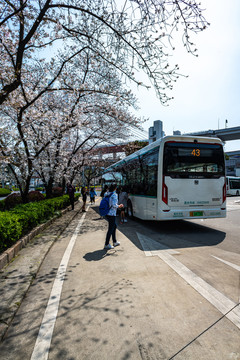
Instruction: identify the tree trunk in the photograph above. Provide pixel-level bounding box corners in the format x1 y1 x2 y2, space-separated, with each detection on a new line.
45 177 54 199
61 177 66 195
19 174 32 203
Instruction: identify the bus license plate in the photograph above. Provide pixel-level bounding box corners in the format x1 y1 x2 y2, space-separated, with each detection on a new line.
190 211 203 217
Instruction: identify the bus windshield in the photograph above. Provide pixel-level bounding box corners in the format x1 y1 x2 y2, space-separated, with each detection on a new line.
163 142 225 178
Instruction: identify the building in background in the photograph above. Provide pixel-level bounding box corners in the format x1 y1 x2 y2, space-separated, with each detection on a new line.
225 151 240 176
173 130 181 136
148 120 165 143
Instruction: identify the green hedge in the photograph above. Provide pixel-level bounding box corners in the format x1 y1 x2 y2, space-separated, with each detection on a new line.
0 200 4 211
0 213 23 249
0 194 79 254
0 188 11 197
12 186 19 191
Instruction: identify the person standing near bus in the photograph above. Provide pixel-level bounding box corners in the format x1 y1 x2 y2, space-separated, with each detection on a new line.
100 185 109 198
100 185 109 219
104 183 123 250
118 186 128 224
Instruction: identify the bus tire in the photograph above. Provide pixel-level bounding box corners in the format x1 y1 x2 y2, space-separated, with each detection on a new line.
127 200 133 218
236 190 239 196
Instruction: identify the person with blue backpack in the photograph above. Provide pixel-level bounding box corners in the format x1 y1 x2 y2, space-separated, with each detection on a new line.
100 183 123 250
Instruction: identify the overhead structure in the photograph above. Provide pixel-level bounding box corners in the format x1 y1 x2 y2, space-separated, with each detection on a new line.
185 126 240 142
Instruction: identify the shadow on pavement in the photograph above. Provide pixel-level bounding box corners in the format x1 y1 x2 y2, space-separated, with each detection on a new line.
83 249 113 261
120 217 226 251
91 206 226 251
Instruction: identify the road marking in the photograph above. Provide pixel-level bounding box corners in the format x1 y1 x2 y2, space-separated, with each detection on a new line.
31 207 89 360
212 255 240 272
137 232 179 256
137 233 240 330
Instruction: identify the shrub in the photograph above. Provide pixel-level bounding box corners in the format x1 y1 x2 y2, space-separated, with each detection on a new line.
4 191 45 210
4 193 22 209
0 212 23 252
0 188 11 197
10 202 53 232
12 186 19 191
8 209 31 234
52 187 63 197
27 191 45 202
35 187 44 191
0 194 80 254
0 200 5 211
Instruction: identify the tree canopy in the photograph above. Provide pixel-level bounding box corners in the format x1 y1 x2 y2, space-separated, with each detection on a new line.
0 0 208 105
0 0 209 200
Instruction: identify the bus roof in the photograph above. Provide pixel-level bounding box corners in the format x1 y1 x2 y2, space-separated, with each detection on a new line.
105 135 224 172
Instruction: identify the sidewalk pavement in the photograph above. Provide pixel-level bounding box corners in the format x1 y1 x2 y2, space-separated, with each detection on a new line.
0 201 83 341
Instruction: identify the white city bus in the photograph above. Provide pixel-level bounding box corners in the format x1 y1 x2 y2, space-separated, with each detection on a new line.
226 176 240 196
105 135 226 220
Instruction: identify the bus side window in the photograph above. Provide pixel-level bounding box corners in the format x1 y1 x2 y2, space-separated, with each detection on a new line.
144 148 159 197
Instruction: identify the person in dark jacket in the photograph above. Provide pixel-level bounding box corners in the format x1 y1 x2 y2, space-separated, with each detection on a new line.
67 183 75 210
90 188 97 204
104 184 123 250
81 186 87 212
100 185 109 198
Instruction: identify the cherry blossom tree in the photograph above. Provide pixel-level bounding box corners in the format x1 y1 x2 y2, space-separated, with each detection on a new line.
33 94 140 197
0 0 209 201
124 140 149 156
0 49 140 200
0 0 208 106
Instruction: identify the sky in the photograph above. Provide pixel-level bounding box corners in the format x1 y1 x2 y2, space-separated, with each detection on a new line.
131 0 240 152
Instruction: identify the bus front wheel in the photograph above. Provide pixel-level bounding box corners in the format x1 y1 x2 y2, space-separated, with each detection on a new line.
127 201 133 218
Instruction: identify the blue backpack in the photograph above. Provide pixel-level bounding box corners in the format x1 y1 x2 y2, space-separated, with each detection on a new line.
99 193 113 216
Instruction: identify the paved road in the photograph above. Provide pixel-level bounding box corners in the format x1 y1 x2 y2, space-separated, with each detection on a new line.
0 197 239 359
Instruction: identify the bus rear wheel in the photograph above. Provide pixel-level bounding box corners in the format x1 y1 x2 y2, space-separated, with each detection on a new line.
127 200 133 218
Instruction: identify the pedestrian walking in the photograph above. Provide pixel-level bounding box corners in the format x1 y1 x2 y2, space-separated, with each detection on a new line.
81 186 87 212
67 183 76 210
90 188 97 204
104 183 123 250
